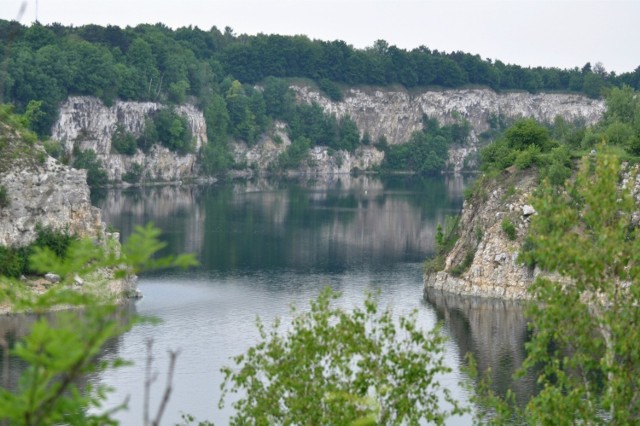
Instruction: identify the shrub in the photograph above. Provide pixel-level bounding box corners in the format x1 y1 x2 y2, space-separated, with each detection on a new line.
276 137 310 170
200 142 234 175
504 118 550 151
34 224 75 259
450 249 475 277
111 125 137 155
72 149 109 187
501 218 517 240
0 246 27 278
137 118 158 153
317 78 343 102
514 145 541 170
0 225 76 277
0 185 9 208
122 163 143 184
152 108 194 155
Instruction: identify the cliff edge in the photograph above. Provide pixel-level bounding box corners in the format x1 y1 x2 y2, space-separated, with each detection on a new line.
423 168 541 299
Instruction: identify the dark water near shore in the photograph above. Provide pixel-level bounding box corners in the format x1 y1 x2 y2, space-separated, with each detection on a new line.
1 175 534 424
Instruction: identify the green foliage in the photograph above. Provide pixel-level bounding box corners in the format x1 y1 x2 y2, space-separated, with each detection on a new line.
318 78 343 101
0 304 132 426
136 118 158 153
501 218 516 240
425 215 460 274
512 150 640 424
450 249 475 277
152 108 194 154
121 222 198 273
33 224 75 259
122 163 143 183
3 20 637 142
383 116 468 174
111 124 137 155
504 118 550 151
72 148 109 187
0 224 198 424
200 142 234 175
220 288 466 425
514 144 541 170
276 137 311 170
480 138 516 171
0 225 76 278
0 184 8 208
474 149 640 423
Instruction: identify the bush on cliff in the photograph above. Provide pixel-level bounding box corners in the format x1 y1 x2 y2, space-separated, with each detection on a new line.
72 148 109 187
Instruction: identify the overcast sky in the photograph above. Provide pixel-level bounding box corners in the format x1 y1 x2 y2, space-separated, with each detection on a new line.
3 0 639 74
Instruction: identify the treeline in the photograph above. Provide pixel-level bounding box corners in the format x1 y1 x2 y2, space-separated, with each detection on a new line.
2 20 640 137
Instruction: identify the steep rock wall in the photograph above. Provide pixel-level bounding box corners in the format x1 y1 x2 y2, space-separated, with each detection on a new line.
231 121 385 176
0 154 104 247
293 86 605 171
423 168 541 299
52 97 207 183
424 163 640 300
52 88 605 179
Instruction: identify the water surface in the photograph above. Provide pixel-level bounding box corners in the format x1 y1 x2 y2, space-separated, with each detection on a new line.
2 174 534 424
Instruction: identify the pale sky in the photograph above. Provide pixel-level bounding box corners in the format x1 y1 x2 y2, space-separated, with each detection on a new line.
3 0 639 74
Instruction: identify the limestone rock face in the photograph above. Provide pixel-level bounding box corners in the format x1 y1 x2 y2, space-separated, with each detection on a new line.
231 121 385 175
51 88 605 178
0 155 104 247
424 169 541 300
293 86 605 171
52 97 207 183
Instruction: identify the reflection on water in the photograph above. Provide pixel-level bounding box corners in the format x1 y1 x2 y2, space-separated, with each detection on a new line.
96 175 467 272
424 287 536 407
2 174 534 423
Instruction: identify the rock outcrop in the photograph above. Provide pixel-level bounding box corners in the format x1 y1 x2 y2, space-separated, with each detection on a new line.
423 168 541 299
231 121 385 176
0 120 136 306
52 97 207 183
293 86 605 171
0 149 104 247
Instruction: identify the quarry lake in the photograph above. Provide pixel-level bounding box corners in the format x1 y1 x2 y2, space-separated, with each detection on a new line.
3 174 534 424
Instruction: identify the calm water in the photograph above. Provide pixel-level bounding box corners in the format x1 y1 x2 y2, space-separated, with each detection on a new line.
2 174 534 424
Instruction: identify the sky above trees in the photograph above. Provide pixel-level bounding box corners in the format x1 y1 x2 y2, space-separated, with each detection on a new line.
2 0 639 74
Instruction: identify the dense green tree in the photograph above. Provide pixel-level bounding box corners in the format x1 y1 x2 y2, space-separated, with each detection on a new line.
220 288 466 425
72 149 109 187
504 118 550 151
111 124 137 155
203 93 230 145
583 72 606 98
336 115 360 152
152 108 193 154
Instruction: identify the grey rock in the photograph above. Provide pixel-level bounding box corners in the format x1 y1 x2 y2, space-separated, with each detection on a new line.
522 205 536 216
44 273 61 283
294 86 605 173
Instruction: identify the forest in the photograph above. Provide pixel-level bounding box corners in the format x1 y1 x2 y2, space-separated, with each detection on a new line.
2 19 639 165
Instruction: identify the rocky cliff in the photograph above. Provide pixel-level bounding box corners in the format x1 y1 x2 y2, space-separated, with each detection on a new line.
51 88 605 180
232 121 385 176
52 97 207 183
423 168 542 299
0 156 105 247
0 120 104 247
0 120 135 305
293 86 605 171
